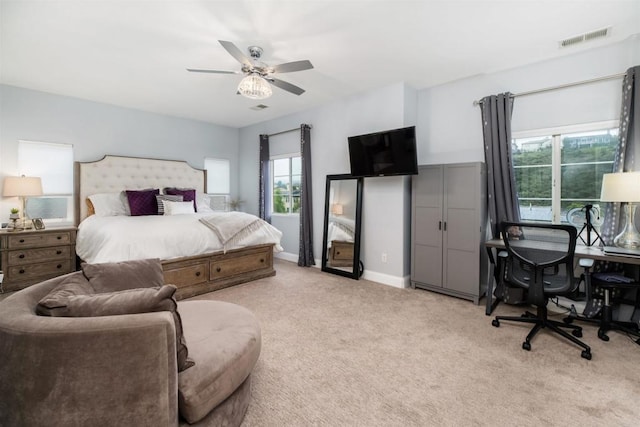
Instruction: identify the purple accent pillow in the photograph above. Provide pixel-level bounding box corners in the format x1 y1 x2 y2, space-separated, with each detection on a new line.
126 189 160 216
165 188 197 212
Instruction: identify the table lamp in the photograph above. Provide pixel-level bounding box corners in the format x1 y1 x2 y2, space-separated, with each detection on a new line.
331 203 344 216
600 172 640 248
2 175 43 230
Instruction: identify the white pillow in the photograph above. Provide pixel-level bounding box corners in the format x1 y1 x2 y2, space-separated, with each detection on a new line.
162 200 196 215
88 193 128 217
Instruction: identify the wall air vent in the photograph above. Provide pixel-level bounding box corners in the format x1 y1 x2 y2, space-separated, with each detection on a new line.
560 27 610 48
250 104 269 111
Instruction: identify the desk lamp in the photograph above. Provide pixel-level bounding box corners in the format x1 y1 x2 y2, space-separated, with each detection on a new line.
600 172 640 249
2 175 43 230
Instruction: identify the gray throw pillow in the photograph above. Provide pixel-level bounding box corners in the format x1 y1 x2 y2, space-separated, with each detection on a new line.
37 283 195 372
82 258 165 293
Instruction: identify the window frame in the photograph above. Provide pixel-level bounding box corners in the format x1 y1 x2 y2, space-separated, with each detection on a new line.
512 120 618 224
270 152 301 217
18 140 74 225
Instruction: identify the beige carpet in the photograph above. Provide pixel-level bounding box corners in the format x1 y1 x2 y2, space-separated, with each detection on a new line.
189 259 640 426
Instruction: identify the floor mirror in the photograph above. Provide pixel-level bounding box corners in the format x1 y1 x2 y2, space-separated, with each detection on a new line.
321 174 363 279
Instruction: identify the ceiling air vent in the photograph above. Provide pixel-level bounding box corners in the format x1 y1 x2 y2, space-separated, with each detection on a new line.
560 27 610 48
250 104 269 111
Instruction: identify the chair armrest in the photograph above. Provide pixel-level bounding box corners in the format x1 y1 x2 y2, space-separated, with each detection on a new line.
0 308 178 426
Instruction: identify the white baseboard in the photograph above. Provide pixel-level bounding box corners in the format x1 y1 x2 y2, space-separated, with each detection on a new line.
276 252 408 287
362 270 410 288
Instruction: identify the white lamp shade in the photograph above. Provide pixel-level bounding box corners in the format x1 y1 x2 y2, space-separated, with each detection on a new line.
600 172 640 203
2 176 43 197
331 203 344 215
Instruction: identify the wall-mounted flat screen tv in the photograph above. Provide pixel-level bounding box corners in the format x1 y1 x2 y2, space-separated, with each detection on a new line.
347 126 418 177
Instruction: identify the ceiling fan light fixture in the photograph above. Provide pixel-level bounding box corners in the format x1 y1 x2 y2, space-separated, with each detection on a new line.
237 74 272 100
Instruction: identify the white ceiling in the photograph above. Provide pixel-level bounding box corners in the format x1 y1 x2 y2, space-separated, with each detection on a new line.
1 1 639 128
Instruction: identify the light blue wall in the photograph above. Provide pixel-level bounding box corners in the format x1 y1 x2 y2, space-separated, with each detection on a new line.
0 84 239 220
238 82 413 282
416 35 640 166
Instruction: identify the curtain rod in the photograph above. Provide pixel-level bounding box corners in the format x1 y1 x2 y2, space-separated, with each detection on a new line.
472 71 627 106
267 124 313 138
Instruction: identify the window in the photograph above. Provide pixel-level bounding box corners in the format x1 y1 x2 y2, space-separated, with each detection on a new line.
512 121 618 224
271 154 301 215
18 141 74 224
204 158 230 194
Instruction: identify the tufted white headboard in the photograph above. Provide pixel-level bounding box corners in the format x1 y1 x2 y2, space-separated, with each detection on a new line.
75 155 206 223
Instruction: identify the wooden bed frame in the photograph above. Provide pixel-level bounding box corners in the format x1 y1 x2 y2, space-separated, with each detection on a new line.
75 155 275 299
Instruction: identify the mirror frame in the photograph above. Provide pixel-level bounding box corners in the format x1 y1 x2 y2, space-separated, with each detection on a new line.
321 174 363 279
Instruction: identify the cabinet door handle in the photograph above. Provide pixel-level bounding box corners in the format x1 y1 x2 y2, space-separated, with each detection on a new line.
443 222 447 231
438 221 442 230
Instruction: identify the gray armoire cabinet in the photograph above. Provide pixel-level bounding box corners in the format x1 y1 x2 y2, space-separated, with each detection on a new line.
411 162 488 303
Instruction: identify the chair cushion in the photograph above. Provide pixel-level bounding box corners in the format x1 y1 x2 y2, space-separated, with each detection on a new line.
177 300 261 423
81 258 165 293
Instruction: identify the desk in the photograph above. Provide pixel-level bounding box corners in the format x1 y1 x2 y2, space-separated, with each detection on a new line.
484 239 640 315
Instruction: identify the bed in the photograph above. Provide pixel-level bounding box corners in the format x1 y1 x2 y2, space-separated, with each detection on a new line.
75 155 282 299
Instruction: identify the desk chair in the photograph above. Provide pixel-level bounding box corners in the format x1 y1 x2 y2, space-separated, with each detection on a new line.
565 271 640 344
492 222 592 360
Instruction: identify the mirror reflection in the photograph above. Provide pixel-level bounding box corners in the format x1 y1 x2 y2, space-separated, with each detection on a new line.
321 174 363 279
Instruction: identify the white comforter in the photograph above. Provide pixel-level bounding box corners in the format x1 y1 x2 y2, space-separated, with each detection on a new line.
77 212 283 264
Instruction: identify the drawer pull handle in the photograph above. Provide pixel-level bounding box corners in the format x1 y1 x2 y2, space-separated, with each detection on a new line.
57 236 62 240
216 267 221 273
57 264 62 269
19 254 25 259
195 271 201 277
19 269 25 274
56 250 62 255
336 251 341 255
19 239 25 243
260 258 264 263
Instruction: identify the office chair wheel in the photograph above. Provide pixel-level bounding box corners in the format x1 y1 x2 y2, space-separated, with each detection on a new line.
522 342 531 351
581 350 592 360
492 319 500 327
572 329 583 338
597 329 610 341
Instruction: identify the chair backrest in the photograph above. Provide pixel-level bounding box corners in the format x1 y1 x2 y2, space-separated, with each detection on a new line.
500 221 577 305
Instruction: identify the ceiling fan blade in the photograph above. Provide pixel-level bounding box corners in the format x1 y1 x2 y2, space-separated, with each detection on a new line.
271 60 314 74
218 40 252 67
187 68 239 74
269 78 305 96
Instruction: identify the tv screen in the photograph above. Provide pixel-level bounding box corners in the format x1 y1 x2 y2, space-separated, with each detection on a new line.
347 126 418 177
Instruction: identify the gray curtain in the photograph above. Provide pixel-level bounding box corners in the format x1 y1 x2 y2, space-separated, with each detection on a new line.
298 124 315 266
259 134 271 223
601 66 640 245
481 92 521 238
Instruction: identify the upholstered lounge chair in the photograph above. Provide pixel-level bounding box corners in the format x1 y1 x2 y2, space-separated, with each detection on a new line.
0 266 261 427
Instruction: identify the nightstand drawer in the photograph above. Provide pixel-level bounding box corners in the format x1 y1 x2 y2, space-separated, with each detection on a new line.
6 260 73 282
7 246 71 265
7 232 72 249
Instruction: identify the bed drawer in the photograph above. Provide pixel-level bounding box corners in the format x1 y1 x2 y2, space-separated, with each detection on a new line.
7 246 71 265
163 261 208 289
210 248 271 281
7 231 72 249
6 260 73 282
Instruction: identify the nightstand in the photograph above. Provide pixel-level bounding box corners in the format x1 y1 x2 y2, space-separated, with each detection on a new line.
328 240 354 267
0 226 77 292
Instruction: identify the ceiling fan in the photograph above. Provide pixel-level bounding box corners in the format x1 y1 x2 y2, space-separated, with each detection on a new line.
187 40 313 99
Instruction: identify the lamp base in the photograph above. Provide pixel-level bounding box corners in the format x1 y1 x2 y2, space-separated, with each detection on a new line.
614 204 640 249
